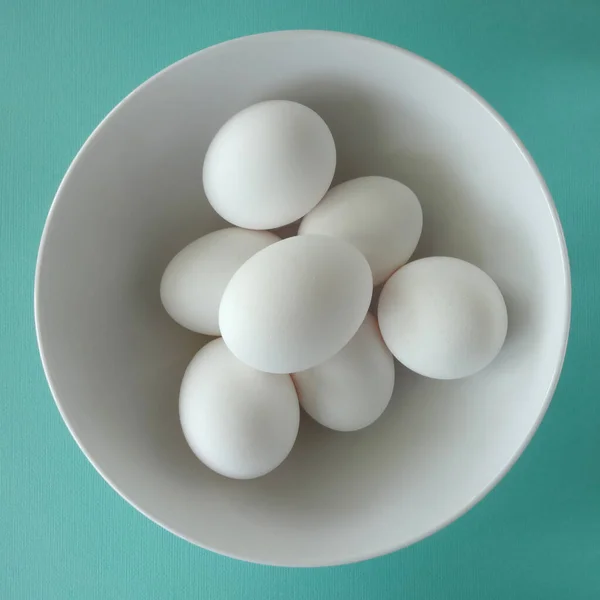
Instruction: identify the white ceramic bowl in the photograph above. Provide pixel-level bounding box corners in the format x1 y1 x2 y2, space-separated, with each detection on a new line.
35 31 570 566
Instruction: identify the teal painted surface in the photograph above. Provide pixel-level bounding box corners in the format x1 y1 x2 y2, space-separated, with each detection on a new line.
1 0 599 597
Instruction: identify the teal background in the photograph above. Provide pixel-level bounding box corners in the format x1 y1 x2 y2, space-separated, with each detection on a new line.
1 0 599 597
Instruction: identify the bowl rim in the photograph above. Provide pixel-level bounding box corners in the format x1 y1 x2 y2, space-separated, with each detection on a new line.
34 29 572 567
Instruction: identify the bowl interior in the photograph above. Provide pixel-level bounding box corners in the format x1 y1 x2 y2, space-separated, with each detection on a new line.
36 31 569 566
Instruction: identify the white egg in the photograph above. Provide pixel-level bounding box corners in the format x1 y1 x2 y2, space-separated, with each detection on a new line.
378 257 508 380
219 235 373 374
299 176 423 285
203 100 336 230
160 228 279 335
179 338 299 480
294 314 395 432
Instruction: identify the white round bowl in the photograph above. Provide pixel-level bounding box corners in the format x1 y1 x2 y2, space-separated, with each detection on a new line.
35 31 570 566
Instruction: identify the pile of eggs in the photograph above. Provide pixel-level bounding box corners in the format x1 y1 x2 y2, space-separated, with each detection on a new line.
161 100 508 480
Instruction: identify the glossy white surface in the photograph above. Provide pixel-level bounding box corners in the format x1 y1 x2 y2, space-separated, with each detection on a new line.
294 314 395 431
179 339 299 479
219 235 372 374
35 31 570 566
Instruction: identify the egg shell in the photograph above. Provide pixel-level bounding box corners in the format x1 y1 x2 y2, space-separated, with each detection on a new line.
293 314 395 432
219 235 373 374
179 338 300 480
299 176 423 285
378 256 508 380
203 100 336 230
160 228 279 335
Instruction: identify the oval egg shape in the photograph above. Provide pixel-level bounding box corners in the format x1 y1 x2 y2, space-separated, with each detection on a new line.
294 314 395 432
378 256 508 380
203 100 336 229
299 176 423 285
160 228 279 335
219 235 373 374
179 338 300 480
